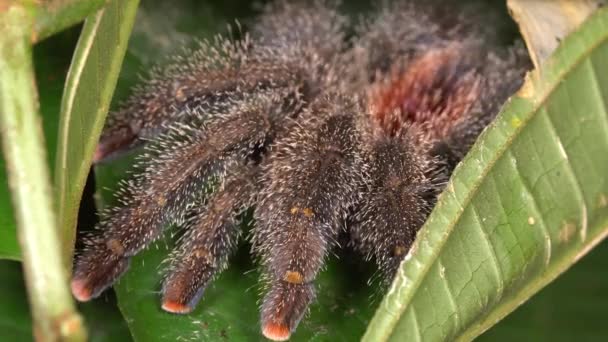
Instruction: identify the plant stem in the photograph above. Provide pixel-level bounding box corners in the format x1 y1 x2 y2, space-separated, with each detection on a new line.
0 4 86 342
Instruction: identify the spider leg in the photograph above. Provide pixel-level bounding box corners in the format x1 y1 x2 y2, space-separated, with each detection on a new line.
95 58 304 162
96 1 348 163
161 164 259 314
254 97 369 341
350 132 444 281
72 93 288 301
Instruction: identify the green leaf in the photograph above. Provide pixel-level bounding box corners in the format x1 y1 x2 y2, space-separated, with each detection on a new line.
0 261 33 342
363 7 608 342
107 235 376 341
0 260 132 342
54 0 140 266
0 166 20 260
479 240 608 341
32 0 107 42
78 297 133 342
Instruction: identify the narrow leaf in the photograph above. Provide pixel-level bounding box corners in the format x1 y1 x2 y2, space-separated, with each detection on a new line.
54 0 140 267
363 8 608 341
32 0 107 43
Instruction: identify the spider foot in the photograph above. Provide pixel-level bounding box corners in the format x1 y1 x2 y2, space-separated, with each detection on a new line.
161 262 213 314
71 242 131 301
161 165 258 313
261 280 315 342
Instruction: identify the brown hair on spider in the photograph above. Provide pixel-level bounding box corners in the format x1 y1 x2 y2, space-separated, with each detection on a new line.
70 1 528 340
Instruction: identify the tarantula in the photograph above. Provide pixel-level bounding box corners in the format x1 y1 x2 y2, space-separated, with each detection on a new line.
71 1 528 340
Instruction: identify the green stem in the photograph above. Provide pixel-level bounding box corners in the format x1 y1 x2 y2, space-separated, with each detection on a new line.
0 4 86 342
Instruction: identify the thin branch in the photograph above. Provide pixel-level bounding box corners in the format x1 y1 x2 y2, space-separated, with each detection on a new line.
0 4 86 342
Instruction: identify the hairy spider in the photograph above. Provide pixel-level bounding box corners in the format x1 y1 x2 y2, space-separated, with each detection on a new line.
71 1 528 340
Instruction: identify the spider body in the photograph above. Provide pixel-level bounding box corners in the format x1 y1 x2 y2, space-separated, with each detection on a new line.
71 1 528 340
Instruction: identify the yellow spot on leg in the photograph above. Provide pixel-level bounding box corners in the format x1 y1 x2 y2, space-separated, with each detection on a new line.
284 271 304 284
302 208 314 217
175 87 186 101
393 245 406 257
290 206 315 218
106 238 125 256
194 248 212 264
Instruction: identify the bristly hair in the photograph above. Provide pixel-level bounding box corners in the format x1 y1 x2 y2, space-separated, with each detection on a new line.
71 1 529 341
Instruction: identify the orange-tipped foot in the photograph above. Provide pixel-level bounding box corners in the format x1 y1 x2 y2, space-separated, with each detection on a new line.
262 322 291 341
161 299 193 314
71 278 92 302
